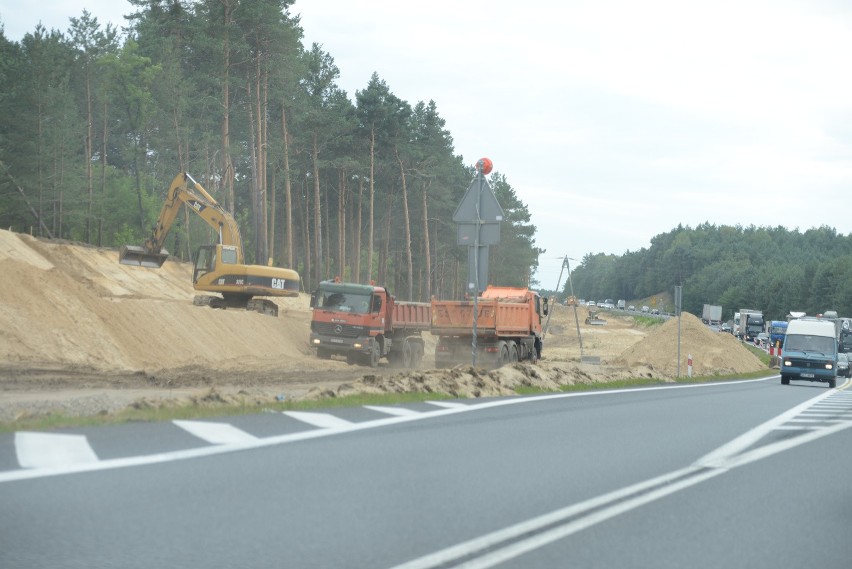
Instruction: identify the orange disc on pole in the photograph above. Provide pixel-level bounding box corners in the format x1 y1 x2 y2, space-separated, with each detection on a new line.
476 157 493 175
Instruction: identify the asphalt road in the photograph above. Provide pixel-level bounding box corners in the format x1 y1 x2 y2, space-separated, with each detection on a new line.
2 375 852 568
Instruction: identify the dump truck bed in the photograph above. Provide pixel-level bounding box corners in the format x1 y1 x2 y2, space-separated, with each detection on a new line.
431 298 533 337
392 301 431 331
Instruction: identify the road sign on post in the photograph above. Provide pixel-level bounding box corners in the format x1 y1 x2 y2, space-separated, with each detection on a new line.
453 158 504 366
453 166 504 294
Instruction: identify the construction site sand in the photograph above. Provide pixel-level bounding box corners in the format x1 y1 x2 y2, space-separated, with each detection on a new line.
0 229 767 421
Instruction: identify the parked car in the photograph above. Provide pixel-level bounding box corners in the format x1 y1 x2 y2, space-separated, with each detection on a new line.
628 305 636 311
651 308 659 315
838 353 850 378
641 306 650 313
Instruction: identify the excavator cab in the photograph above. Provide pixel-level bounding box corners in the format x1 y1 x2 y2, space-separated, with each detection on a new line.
193 244 239 284
193 245 216 283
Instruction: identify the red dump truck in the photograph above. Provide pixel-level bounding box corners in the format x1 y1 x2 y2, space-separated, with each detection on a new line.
309 280 430 367
431 285 549 368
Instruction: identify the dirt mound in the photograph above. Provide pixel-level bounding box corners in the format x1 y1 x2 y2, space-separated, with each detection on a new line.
0 229 319 374
614 312 765 377
302 359 663 401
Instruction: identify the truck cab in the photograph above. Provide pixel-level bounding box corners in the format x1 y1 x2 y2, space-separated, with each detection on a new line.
309 280 430 367
309 281 388 364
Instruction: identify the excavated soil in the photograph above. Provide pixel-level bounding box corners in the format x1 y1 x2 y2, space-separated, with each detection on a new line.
0 229 767 422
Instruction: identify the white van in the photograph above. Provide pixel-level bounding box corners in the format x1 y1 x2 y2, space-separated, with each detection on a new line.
781 318 839 388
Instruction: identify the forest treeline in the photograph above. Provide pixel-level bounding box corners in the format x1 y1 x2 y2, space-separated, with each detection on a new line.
568 223 852 322
0 0 542 300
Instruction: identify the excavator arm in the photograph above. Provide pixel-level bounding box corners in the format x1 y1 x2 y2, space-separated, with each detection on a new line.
119 172 244 267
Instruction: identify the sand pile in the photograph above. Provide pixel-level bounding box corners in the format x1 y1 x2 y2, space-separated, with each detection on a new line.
0 229 318 374
614 312 765 377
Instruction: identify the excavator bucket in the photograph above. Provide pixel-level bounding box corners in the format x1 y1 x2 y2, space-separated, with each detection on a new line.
118 245 170 268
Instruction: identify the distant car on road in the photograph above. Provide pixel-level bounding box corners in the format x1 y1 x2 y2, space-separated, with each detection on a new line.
641 306 650 313
628 305 636 311
838 353 850 378
720 323 732 334
756 332 769 347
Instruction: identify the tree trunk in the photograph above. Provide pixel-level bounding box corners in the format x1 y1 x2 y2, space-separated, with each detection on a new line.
269 166 276 261
85 70 93 243
281 107 294 268
98 99 108 246
254 53 268 264
368 127 375 282
247 81 260 263
312 133 322 285
302 177 312 291
421 179 432 301
379 181 394 285
355 177 363 283
338 169 346 279
396 149 413 300
221 0 235 213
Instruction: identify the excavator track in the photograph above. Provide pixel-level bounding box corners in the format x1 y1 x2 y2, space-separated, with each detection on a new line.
192 295 278 317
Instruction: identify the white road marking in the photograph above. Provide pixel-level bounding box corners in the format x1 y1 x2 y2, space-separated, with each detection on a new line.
387 466 723 569
364 405 421 417
282 411 354 429
15 432 98 469
172 420 258 445
425 401 468 409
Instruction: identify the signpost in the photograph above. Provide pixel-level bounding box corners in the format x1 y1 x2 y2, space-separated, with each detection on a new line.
453 158 504 366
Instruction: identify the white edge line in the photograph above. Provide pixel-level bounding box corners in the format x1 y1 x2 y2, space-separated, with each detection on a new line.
387 466 704 569
448 469 728 569
0 375 780 484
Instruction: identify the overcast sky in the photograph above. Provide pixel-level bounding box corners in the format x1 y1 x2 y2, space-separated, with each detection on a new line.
3 0 852 288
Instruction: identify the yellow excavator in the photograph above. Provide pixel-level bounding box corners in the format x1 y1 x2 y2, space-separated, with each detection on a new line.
119 172 300 317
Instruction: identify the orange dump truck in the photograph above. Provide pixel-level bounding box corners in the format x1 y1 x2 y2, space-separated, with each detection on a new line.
431 285 549 368
309 280 430 367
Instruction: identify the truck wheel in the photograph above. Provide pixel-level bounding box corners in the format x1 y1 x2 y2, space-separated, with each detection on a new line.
497 343 509 368
529 346 538 365
829 378 837 388
364 342 380 368
402 341 413 368
510 345 519 363
781 376 789 385
412 343 424 368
